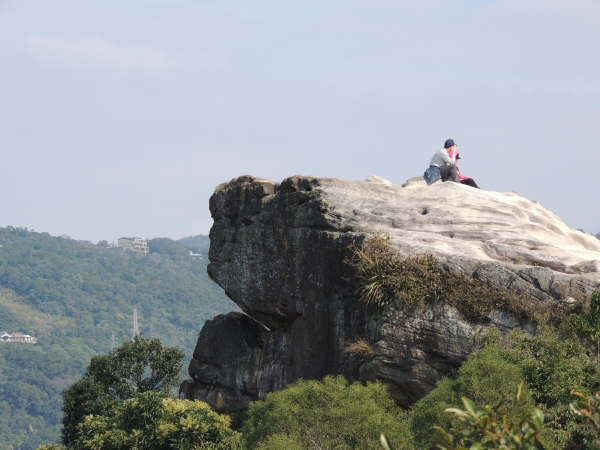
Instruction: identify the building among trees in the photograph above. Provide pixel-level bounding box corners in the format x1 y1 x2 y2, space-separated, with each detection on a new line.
0 332 37 343
117 237 149 254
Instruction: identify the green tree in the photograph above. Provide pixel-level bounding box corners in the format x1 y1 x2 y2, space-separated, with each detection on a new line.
255 434 303 450
511 321 598 447
409 331 534 448
18 324 39 336
177 235 209 254
410 324 599 449
61 335 184 446
571 389 600 450
73 391 242 450
388 383 544 450
241 375 412 450
148 238 190 259
568 291 600 358
37 394 242 450
96 240 109 247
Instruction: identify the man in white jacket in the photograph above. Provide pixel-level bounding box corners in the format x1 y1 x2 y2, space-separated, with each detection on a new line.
424 139 460 184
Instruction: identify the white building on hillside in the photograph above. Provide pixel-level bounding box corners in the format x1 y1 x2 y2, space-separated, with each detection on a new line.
0 332 37 343
189 251 203 260
118 237 149 255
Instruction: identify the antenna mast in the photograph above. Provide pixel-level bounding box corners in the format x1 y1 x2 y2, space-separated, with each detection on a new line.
111 333 118 350
132 308 140 339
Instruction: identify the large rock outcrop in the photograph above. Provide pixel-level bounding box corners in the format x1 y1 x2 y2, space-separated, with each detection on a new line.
181 175 600 409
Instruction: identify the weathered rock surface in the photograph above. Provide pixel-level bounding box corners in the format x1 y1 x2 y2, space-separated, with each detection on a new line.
181 175 600 409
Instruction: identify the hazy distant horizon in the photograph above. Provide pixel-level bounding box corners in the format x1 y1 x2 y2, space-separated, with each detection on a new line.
1 1 599 242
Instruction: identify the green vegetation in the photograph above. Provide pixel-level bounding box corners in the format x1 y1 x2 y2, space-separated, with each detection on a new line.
73 392 242 450
40 336 242 450
149 238 192 259
35 319 600 449
567 291 600 357
348 233 566 323
177 235 210 254
408 331 534 447
383 383 545 450
407 325 598 449
571 389 600 450
0 227 235 450
241 375 412 450
61 335 184 445
425 383 545 450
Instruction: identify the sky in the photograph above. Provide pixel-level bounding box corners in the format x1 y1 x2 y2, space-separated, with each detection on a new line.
0 0 599 243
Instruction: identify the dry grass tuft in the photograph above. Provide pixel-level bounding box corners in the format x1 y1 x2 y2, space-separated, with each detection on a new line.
343 337 375 360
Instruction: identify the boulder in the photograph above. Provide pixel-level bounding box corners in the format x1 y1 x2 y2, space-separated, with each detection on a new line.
182 175 600 409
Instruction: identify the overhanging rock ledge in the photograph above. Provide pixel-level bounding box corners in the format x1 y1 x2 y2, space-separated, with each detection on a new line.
180 175 600 409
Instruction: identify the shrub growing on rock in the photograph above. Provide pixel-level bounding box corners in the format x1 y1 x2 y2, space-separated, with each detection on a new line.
348 233 565 323
343 337 375 360
241 375 412 450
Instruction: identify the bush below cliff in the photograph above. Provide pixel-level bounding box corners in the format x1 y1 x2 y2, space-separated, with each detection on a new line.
241 376 412 450
241 320 599 449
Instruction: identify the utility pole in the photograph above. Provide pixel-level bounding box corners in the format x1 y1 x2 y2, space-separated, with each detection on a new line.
132 308 140 339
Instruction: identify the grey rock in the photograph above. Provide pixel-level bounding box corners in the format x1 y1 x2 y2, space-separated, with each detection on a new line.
181 312 287 411
183 175 600 410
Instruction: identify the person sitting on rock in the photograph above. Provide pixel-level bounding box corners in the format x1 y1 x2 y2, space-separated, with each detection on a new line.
423 139 460 185
448 149 480 189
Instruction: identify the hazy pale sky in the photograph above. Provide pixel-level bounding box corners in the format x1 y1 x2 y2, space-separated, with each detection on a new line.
1 0 599 242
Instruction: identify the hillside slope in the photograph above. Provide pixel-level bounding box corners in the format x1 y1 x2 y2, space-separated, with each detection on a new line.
0 228 235 450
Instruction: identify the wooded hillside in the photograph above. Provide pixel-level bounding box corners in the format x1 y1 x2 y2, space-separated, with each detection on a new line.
0 228 235 450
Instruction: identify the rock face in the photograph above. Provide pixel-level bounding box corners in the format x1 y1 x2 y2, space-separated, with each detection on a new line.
181 175 600 409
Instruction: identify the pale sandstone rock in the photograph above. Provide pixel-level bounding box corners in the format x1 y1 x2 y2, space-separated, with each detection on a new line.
181 175 600 410
401 176 427 188
365 174 394 186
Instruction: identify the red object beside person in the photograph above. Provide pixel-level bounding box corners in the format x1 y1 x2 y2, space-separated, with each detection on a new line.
447 150 470 181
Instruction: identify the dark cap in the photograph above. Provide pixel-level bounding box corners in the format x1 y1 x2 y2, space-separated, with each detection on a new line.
444 139 455 148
